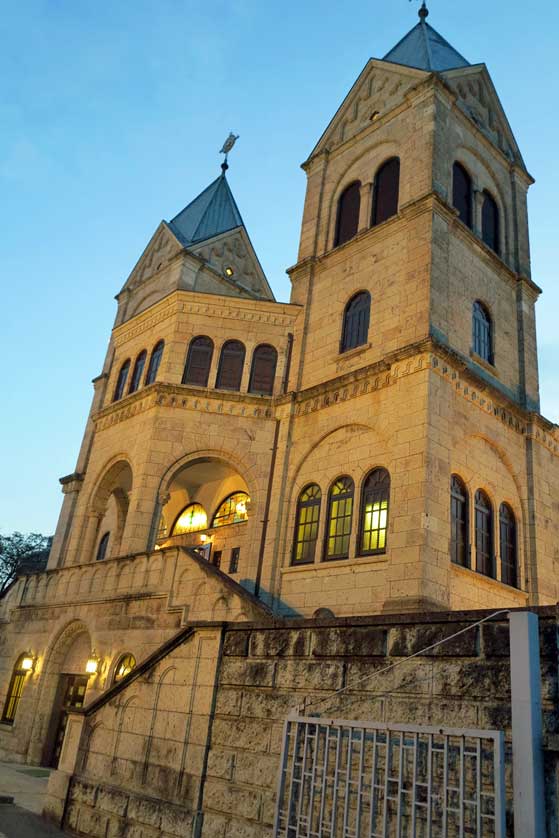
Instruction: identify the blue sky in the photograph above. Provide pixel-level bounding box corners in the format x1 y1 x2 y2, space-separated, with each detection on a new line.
1 1 558 535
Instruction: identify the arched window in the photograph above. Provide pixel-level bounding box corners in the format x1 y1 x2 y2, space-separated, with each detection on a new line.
129 350 147 394
452 162 472 228
171 503 208 535
372 157 400 227
482 191 500 254
359 468 390 555
182 336 214 387
324 477 354 561
113 654 136 684
212 492 250 528
1 654 33 725
248 344 278 395
145 340 164 385
113 360 130 402
475 490 494 578
334 181 361 248
499 504 518 588
450 476 469 568
216 340 245 391
341 291 371 353
292 484 322 565
472 301 493 364
96 532 110 562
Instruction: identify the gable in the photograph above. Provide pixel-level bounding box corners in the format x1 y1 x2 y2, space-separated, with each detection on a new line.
121 221 184 292
309 60 426 160
442 65 527 171
190 226 275 301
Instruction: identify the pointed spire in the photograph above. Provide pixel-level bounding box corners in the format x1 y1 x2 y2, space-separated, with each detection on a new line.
383 8 469 72
168 172 244 247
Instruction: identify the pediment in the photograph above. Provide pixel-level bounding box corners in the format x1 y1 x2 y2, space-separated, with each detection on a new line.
442 65 527 171
309 59 426 159
122 221 184 292
190 227 275 301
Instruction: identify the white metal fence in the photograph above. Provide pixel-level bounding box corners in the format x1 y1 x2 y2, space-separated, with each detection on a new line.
273 716 506 838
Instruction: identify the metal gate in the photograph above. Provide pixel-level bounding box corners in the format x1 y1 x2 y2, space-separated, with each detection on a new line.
273 716 505 838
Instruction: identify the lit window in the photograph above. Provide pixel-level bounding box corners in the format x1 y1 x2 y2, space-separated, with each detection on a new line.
359 469 390 555
113 654 136 684
1 655 31 725
211 493 250 528
172 503 208 535
292 484 321 565
324 477 354 561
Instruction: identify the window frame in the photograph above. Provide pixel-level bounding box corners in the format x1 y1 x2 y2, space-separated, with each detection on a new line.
472 300 493 365
358 468 390 557
291 484 322 566
211 492 250 528
452 161 473 229
215 340 246 392
171 503 208 536
248 344 278 395
475 489 495 578
129 350 148 395
499 503 518 588
334 180 361 248
113 653 136 685
371 157 400 227
95 532 110 562
340 291 371 354
1 655 30 725
113 359 131 402
182 336 214 388
145 340 165 386
323 476 354 562
450 475 470 568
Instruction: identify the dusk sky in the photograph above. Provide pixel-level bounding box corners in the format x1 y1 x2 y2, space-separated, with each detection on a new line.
1 0 558 535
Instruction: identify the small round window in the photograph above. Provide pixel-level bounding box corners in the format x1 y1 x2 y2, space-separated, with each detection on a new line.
113 653 136 684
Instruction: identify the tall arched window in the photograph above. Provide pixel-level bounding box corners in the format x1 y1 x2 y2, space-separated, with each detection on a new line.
359 468 390 555
113 360 131 402
475 490 494 578
472 301 493 364
145 340 164 385
482 191 500 254
212 492 250 528
324 477 354 561
450 476 469 568
96 532 110 562
248 344 278 395
292 484 322 565
182 336 214 387
452 162 472 228
341 291 371 353
129 350 147 394
216 340 245 391
1 655 32 725
372 157 400 227
499 503 518 588
334 181 361 247
113 653 136 684
172 503 208 535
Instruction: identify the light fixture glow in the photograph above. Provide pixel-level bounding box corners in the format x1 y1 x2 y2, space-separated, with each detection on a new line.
85 656 99 675
225 266 234 277
21 656 34 672
235 500 247 517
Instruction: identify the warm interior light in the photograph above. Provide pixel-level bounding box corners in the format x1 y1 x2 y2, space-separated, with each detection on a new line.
235 500 247 517
85 657 99 675
225 266 234 277
21 656 34 672
200 533 208 543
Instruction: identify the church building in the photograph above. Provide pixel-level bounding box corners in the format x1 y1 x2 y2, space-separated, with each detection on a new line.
0 7 557 825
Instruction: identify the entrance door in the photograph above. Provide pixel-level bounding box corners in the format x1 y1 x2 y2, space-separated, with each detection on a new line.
49 675 89 768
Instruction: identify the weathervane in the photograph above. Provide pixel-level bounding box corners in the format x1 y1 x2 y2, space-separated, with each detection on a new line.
410 0 429 19
219 132 240 172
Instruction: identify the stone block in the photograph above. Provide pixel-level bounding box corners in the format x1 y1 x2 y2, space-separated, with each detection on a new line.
127 796 162 829
241 690 294 720
388 623 478 657
70 778 98 806
214 688 243 716
234 752 278 789
482 622 509 657
220 659 275 687
432 660 510 701
212 718 272 753
249 630 309 658
97 786 130 817
207 748 236 780
159 804 194 836
275 660 344 691
199 812 228 838
75 805 109 838
223 631 251 657
106 815 127 838
311 627 386 657
204 779 261 821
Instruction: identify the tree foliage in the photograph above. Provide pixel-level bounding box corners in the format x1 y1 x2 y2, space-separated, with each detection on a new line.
0 532 51 594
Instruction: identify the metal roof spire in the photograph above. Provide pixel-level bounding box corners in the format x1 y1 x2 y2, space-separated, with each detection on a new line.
219 132 239 174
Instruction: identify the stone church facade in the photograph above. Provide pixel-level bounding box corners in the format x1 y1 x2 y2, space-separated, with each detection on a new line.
0 9 558 828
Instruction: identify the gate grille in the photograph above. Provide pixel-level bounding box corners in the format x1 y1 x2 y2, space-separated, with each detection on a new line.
273 716 505 838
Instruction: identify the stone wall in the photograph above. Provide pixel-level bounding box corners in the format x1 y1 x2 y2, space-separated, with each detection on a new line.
53 607 559 837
